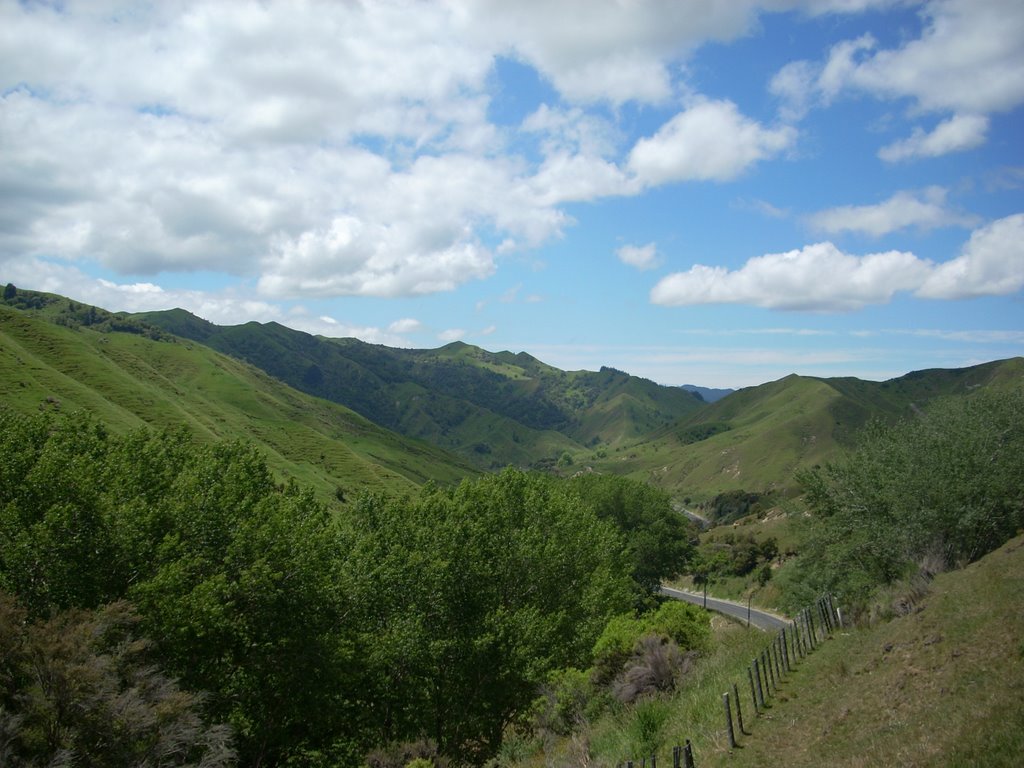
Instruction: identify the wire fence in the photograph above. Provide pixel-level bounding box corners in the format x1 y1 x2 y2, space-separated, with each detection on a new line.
617 594 843 768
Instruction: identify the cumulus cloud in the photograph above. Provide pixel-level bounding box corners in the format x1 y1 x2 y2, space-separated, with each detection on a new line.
837 0 1024 115
808 187 977 236
652 214 1024 310
628 99 795 185
617 243 660 270
771 1 1024 155
464 0 773 105
916 214 1024 299
878 114 989 162
650 242 930 310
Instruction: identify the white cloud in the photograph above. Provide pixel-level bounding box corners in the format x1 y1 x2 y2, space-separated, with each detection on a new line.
617 243 660 271
840 0 1024 115
808 187 976 236
628 99 795 185
438 328 466 343
388 318 423 334
916 213 1024 299
653 215 1024 310
878 113 989 162
771 1 1024 156
651 242 930 311
769 60 818 121
464 0 773 106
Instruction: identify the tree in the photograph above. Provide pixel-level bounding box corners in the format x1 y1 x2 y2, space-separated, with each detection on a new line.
797 388 1024 607
343 469 634 762
2 283 15 300
569 474 696 601
0 411 363 765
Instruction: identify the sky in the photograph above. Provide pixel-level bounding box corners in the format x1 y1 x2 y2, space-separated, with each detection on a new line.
1 0 1023 389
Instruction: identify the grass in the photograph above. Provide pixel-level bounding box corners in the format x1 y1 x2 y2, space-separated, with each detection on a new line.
706 534 1024 768
0 306 474 504
503 534 1024 768
501 615 774 767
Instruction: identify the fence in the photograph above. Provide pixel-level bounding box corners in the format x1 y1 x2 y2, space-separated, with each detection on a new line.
618 594 842 768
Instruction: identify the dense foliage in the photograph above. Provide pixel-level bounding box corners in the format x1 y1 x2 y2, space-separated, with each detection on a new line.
568 474 695 601
797 389 1024 607
343 472 633 761
0 592 236 766
0 409 655 765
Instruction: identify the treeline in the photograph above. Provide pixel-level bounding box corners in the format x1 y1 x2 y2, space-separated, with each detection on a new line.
0 410 696 766
794 388 1024 612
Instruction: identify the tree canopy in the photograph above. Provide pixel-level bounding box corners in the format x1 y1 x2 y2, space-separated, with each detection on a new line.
796 389 1024 607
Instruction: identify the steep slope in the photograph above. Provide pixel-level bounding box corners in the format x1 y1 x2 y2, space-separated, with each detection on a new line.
600 360 1024 500
716 533 1024 767
138 309 704 466
0 302 473 503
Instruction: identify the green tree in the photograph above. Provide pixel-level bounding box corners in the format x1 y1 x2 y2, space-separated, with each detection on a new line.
569 474 695 602
0 411 362 765
797 388 1024 607
344 469 633 762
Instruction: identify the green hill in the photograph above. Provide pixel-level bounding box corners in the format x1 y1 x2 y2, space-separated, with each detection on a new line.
0 296 473 503
137 308 705 467
595 359 1024 501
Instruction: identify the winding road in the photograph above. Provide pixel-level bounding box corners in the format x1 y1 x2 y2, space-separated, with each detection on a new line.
659 585 790 632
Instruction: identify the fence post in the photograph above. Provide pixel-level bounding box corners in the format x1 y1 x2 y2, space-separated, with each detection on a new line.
753 667 761 716
763 648 775 694
733 681 749 735
723 692 736 748
683 739 695 768
672 745 681 768
773 637 783 681
781 627 791 672
753 657 765 709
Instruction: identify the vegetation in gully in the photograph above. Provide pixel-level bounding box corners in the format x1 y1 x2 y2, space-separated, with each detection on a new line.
1 288 1022 766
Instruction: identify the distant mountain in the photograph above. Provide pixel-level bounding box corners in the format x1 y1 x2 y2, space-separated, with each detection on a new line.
602 360 1024 500
681 384 734 403
138 308 706 468
0 290 473 502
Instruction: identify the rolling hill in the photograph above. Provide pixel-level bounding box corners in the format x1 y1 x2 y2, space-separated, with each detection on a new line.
592 359 1024 502
0 293 474 504
5 286 1021 505
137 307 705 467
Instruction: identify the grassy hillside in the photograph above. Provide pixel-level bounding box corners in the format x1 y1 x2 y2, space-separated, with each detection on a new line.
138 308 704 467
0 300 473 503
714 533 1024 768
502 533 1024 767
595 360 1024 502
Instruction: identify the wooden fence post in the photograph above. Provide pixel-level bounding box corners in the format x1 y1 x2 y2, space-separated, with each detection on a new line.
753 657 765 709
748 664 760 715
733 681 749 735
672 745 681 768
773 637 783 681
683 739 695 768
723 692 736 749
781 627 791 672
763 648 775 694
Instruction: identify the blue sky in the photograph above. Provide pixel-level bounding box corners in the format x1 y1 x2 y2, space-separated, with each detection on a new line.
1 0 1022 388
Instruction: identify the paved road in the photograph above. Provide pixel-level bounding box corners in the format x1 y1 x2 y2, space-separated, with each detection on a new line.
671 502 711 529
659 585 790 632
